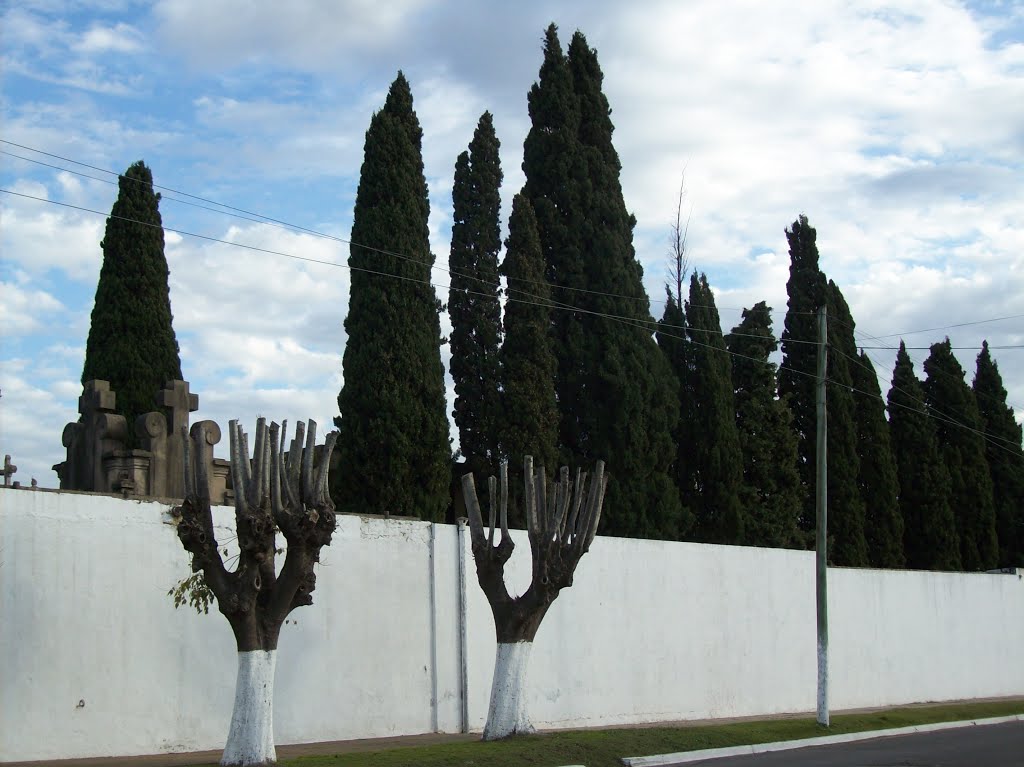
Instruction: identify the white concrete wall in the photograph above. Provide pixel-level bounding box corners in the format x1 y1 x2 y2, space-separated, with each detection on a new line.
1 488 1021 762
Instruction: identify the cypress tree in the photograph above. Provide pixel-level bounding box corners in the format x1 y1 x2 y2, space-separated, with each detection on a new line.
923 339 998 570
821 282 879 568
973 341 1024 566
498 194 558 528
779 219 867 565
850 349 904 568
888 343 960 570
656 292 696 538
82 160 182 447
679 273 745 543
725 301 804 549
523 25 683 539
449 112 503 474
778 215 827 530
333 73 450 521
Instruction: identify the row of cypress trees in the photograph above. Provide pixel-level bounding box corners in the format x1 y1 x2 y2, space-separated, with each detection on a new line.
327 25 1023 569
80 27 1023 571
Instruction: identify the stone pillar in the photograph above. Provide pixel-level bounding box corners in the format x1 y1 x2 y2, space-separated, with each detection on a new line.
189 420 228 503
137 411 169 497
60 381 130 492
157 380 199 498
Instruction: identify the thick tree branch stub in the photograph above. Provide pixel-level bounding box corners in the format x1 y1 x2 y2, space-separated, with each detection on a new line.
172 418 338 653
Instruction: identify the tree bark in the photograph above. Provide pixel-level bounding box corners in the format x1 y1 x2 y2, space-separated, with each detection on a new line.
222 651 277 767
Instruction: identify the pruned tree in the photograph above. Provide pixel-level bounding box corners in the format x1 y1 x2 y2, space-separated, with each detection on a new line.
461 457 606 740
172 418 337 767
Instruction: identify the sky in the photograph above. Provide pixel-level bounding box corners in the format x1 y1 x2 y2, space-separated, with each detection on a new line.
1 0 1022 487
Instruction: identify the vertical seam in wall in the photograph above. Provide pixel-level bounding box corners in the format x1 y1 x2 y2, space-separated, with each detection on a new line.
457 518 470 733
429 521 439 733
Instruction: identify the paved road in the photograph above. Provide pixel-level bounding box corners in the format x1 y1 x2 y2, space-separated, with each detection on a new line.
674 721 1024 767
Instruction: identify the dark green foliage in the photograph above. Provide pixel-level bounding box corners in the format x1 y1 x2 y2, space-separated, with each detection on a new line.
522 25 683 539
973 341 1024 566
778 219 867 565
820 283 868 568
888 343 960 570
678 273 745 543
850 350 904 568
923 339 998 570
333 73 450 521
725 301 804 549
449 112 503 474
498 194 558 528
82 160 182 447
655 292 696 538
778 215 828 528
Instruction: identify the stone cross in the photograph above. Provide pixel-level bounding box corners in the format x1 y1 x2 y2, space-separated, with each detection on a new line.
158 380 199 498
2 455 16 487
80 380 117 424
73 380 128 491
158 380 199 438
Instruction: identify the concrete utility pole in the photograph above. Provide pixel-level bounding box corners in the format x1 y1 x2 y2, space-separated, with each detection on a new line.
816 305 829 727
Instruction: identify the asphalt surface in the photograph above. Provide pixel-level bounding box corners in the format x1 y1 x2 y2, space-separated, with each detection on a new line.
674 720 1024 767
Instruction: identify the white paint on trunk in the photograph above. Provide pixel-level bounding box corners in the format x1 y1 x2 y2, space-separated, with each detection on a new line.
483 641 534 740
221 650 277 767
817 635 829 726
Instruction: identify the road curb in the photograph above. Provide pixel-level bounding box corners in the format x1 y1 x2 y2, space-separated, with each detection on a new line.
620 714 1024 766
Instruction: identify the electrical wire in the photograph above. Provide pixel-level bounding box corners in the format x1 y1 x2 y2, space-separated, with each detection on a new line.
4 151 1022 459
2 139 800 317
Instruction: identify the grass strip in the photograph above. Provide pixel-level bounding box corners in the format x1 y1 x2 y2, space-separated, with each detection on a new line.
187 700 1024 767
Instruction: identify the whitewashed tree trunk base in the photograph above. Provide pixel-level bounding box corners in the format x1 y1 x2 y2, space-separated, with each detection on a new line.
221 650 277 767
483 641 534 740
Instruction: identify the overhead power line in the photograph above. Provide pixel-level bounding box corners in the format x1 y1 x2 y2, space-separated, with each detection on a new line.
1 139 788 316
7 184 1021 464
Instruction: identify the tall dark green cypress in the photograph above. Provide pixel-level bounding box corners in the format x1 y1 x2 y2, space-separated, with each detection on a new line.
498 194 558 528
888 343 960 570
679 273 744 543
725 302 804 549
849 349 904 568
973 341 1024 566
656 292 696 538
333 73 450 521
778 215 827 530
923 339 998 570
821 282 869 566
82 160 182 446
448 112 503 474
779 218 868 565
523 25 683 539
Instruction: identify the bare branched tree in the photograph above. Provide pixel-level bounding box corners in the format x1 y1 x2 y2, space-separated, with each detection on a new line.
172 418 337 767
462 456 607 739
668 173 692 306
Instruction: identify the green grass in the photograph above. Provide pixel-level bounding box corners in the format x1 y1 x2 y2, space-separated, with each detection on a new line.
188 700 1024 767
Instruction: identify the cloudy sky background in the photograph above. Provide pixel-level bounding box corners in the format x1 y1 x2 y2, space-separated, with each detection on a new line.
2 0 1022 486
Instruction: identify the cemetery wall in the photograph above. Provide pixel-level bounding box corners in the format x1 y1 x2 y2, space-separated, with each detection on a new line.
1 488 1021 761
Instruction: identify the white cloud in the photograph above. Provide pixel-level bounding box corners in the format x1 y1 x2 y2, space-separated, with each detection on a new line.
0 282 65 334
73 22 145 55
154 0 429 72
0 196 104 281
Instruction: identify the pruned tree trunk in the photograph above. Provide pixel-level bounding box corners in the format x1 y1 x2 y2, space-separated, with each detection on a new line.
462 457 606 740
222 651 276 767
484 641 533 739
173 419 337 767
